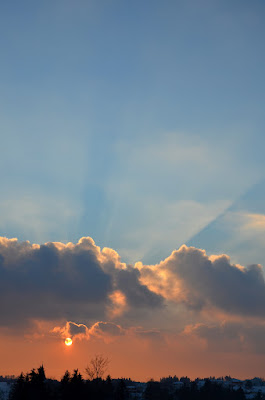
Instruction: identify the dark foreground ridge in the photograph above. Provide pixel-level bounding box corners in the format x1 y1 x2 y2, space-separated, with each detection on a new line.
0 365 264 400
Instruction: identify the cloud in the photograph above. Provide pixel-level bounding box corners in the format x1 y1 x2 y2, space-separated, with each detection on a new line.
185 321 265 354
52 320 125 343
138 244 265 317
0 234 264 380
108 290 128 318
239 212 265 231
52 319 163 345
114 266 163 308
89 321 125 341
0 236 162 329
52 321 89 342
0 235 265 342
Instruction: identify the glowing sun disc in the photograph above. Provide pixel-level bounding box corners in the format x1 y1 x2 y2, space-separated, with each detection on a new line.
65 337 72 346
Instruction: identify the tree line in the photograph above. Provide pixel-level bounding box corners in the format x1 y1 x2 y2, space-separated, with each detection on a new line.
5 362 265 400
9 365 128 400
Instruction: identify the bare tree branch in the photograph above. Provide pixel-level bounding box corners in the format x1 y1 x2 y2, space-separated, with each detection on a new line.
85 354 110 380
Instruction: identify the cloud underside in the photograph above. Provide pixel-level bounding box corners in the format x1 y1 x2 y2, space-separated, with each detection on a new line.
0 236 264 354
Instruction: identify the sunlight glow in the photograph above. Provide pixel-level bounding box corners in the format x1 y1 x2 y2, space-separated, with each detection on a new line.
65 337 72 346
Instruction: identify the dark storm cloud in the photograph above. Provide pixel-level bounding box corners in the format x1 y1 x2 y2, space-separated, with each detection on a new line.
54 319 162 343
1 237 265 332
0 237 163 328
90 321 124 337
0 238 111 325
139 245 265 317
114 266 163 308
187 321 265 354
68 322 87 337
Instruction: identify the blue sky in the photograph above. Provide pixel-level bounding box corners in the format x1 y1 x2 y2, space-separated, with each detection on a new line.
1 0 265 265
1 1 265 380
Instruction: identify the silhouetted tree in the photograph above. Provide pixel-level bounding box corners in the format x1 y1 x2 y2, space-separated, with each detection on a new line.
114 379 127 400
28 365 47 400
7 365 251 400
85 354 110 380
105 375 114 400
10 366 48 400
144 380 161 400
9 373 28 400
60 370 71 400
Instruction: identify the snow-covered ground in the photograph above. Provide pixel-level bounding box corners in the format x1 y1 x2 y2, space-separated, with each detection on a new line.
245 386 265 399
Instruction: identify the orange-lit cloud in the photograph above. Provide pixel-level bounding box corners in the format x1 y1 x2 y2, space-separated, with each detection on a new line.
52 321 90 342
0 238 265 326
0 236 265 379
108 290 128 318
0 236 265 328
138 245 265 317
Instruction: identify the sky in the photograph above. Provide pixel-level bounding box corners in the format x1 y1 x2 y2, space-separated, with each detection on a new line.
0 0 265 380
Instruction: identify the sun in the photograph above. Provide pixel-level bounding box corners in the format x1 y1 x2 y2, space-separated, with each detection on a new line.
65 337 72 346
